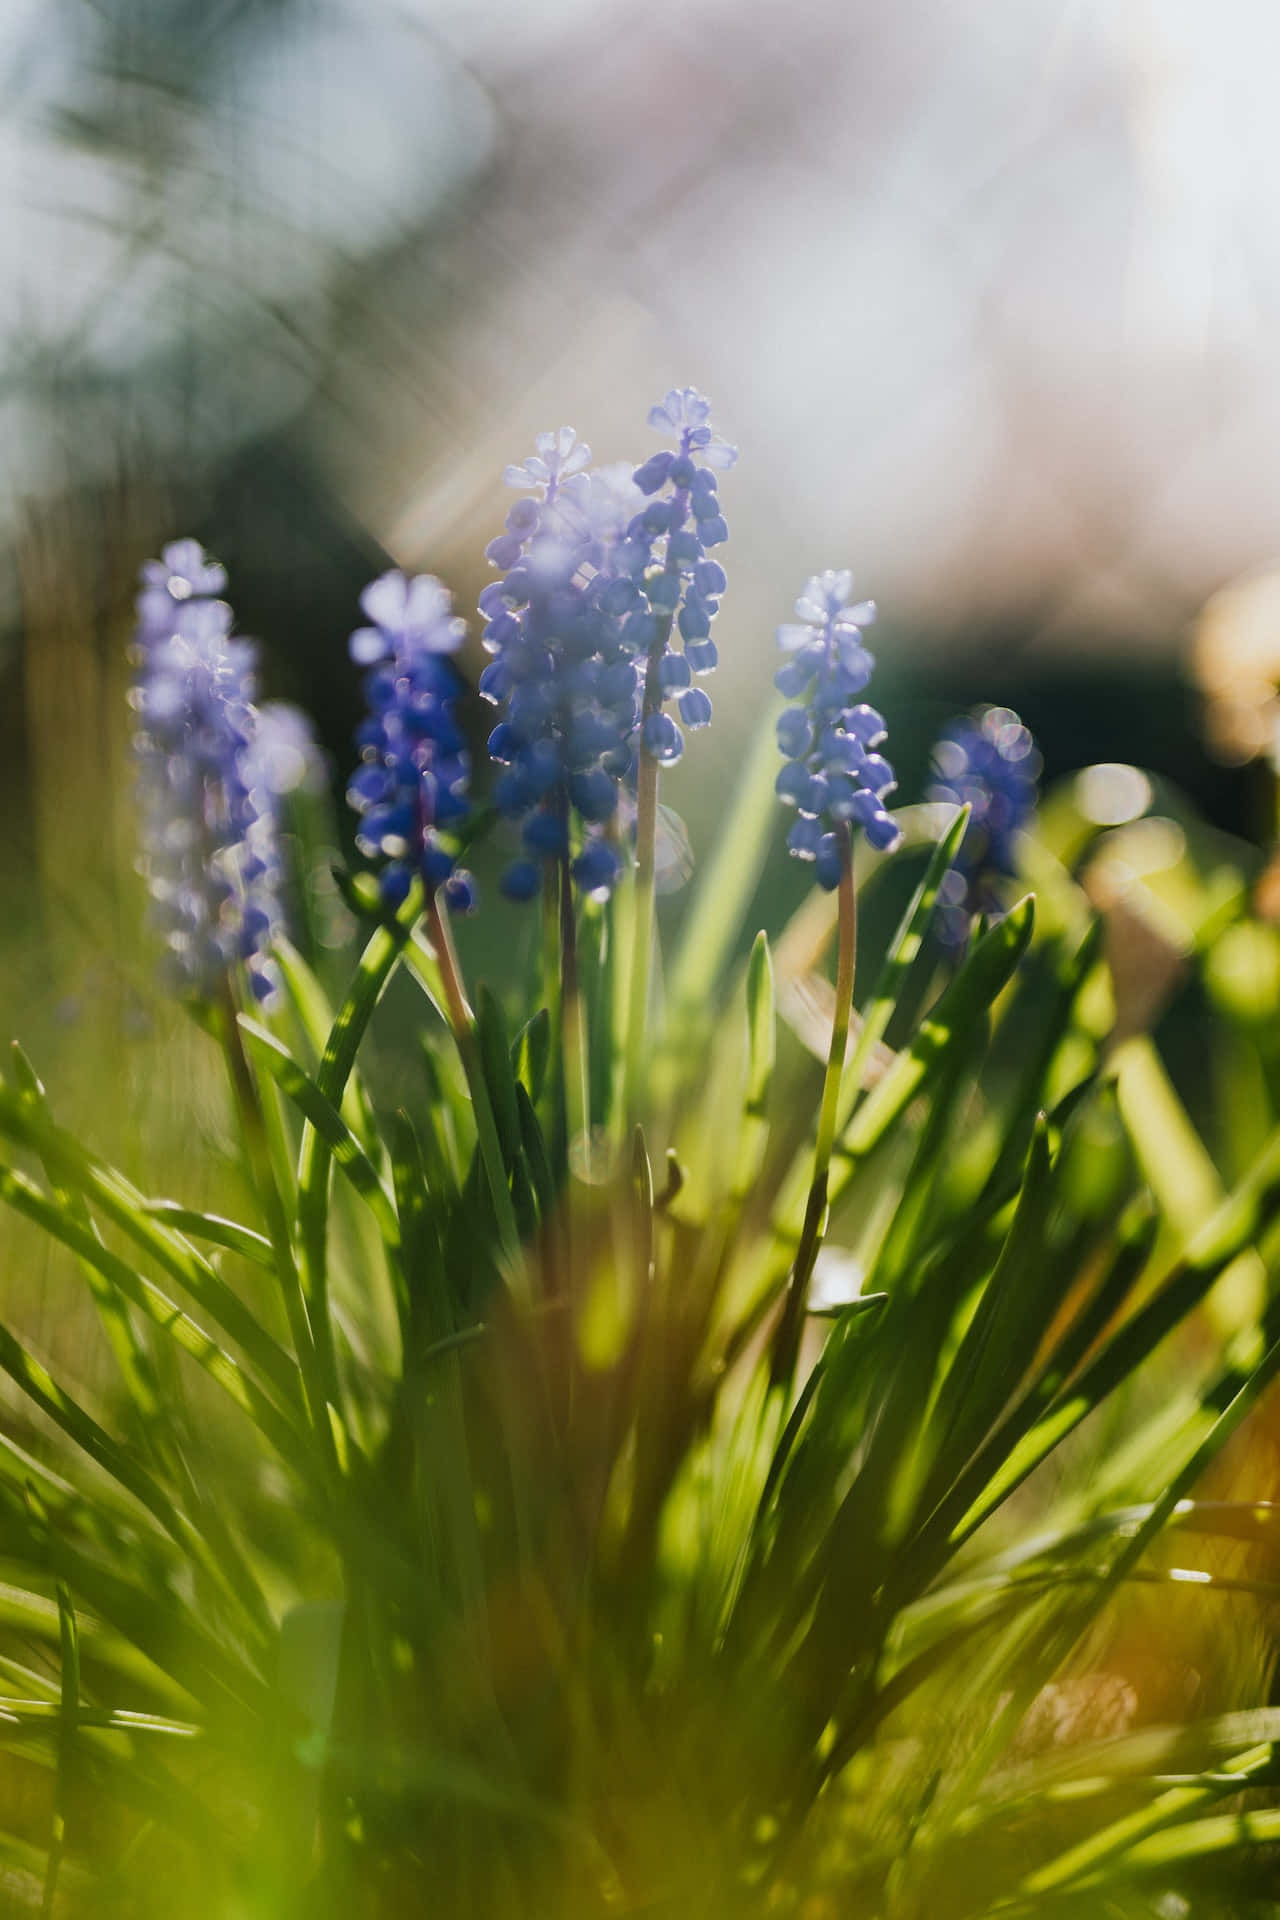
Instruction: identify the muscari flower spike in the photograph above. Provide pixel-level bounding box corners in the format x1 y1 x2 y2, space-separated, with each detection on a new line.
774 569 901 888
629 386 736 764
480 430 646 902
346 568 477 915
131 540 283 1002
927 705 1040 945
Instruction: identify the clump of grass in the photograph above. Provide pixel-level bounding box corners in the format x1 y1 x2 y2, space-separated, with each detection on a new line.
2 450 1280 1918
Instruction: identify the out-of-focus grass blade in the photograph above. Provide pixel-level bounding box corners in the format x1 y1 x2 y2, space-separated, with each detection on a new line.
273 936 379 1148
1021 1739 1278 1897
386 1111 440 1340
475 987 522 1170
1115 1032 1265 1331
951 1126 1280 1540
906 1188 1158 1573
294 906 417 1379
512 1008 551 1108
41 1578 78 1918
660 709 783 1082
730 933 775 1205
0 1083 302 1410
515 1084 556 1229
238 1018 400 1249
0 1576 199 1712
0 1163 310 1477
0 1325 270 1656
139 1203 274 1271
402 940 525 1272
1114 1033 1226 1235
9 1045 163 1434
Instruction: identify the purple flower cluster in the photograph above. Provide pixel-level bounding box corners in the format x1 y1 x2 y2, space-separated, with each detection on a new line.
479 394 735 902
774 570 901 888
480 432 644 902
628 388 736 765
927 706 1040 944
131 541 282 1001
345 569 476 914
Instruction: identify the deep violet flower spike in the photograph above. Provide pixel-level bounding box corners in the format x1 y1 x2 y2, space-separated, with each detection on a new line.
131 540 283 1002
346 568 476 915
774 568 901 887
480 430 640 900
631 388 737 763
926 705 1040 946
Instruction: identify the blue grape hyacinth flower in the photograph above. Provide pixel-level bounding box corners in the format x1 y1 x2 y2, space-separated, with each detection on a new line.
131 541 283 1002
629 387 737 763
481 430 643 902
346 568 477 915
134 537 229 642
927 705 1040 945
774 569 901 887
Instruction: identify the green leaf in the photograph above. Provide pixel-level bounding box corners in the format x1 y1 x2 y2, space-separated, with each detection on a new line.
238 1018 400 1249
922 1116 1057 1486
274 935 379 1153
515 1083 556 1230
41 1577 78 1917
0 1082 303 1413
475 987 522 1169
0 1163 311 1478
909 1185 1159 1571
660 708 783 1082
740 895 1034 1323
731 932 775 1204
949 1129 1280 1544
139 1203 274 1271
512 1008 551 1108
0 1319 269 1652
835 896 1035 1181
11 1045 165 1428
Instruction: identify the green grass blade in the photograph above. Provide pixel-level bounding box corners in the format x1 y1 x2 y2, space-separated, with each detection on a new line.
238 1018 401 1250
660 708 782 1082
0 1083 303 1411
40 1578 78 1918
139 1203 274 1270
9 1046 163 1433
0 1164 312 1478
730 932 775 1205
0 1319 270 1652
741 895 1034 1321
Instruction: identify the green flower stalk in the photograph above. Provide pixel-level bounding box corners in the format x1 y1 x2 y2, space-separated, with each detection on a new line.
770 568 902 1392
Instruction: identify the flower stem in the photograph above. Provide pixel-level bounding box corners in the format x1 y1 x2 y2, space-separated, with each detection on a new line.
624 614 673 1122
217 978 339 1470
558 839 589 1169
770 823 857 1394
422 892 523 1272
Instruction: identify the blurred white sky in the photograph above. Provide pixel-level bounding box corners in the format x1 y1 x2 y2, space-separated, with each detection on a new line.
4 0 1280 659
